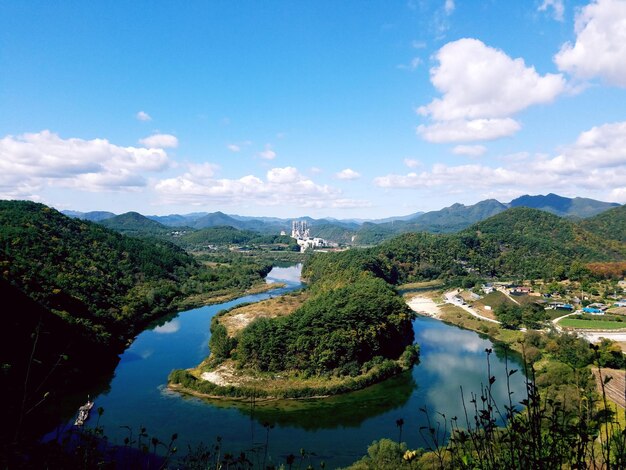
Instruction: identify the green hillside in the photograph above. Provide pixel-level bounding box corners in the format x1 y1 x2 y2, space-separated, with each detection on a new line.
1 200 276 442
177 225 298 250
304 207 626 286
0 201 199 343
353 199 507 244
509 193 620 218
455 207 626 279
98 211 174 236
579 204 626 243
0 201 274 344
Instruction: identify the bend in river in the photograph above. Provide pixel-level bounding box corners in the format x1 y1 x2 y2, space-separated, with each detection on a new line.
49 264 526 468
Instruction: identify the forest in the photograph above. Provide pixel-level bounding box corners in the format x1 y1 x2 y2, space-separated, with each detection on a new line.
0 201 273 448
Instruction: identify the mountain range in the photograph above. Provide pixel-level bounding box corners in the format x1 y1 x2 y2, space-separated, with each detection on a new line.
63 193 621 245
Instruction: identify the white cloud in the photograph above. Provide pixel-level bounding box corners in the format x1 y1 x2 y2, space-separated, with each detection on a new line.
538 0 565 21
0 130 170 199
154 165 369 209
374 164 520 190
187 162 219 179
258 144 276 160
609 187 626 203
377 120 626 201
417 118 521 143
444 0 455 15
136 111 152 121
418 38 565 142
267 166 301 183
335 168 361 180
139 133 179 148
404 158 421 168
452 144 487 156
421 39 565 121
534 121 626 173
555 0 626 87
227 144 241 152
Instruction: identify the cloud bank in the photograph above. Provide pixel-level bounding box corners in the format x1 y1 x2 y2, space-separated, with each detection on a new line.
0 130 170 200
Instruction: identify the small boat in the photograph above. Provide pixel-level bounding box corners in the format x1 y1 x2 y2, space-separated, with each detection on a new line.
74 398 94 426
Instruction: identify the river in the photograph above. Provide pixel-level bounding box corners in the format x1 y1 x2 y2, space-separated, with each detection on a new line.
50 264 526 468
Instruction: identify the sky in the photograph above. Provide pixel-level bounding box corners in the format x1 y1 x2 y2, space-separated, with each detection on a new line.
1 0 625 219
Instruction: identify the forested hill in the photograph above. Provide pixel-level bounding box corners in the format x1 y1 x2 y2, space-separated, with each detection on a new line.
0 201 199 344
1 201 278 443
303 207 626 287
456 207 626 278
579 204 626 243
98 211 175 236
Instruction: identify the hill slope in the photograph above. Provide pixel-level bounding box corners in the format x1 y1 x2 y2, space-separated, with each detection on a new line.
98 211 174 236
305 207 626 286
0 201 198 344
579 204 626 243
509 193 619 218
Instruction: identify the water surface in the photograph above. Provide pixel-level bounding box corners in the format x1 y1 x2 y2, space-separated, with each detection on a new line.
54 265 526 468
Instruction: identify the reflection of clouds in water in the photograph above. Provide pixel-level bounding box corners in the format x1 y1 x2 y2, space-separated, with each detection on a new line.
140 349 154 359
417 328 487 354
420 351 524 423
265 264 302 284
154 319 181 334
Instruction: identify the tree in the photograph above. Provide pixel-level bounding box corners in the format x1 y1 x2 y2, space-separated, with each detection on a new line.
495 304 522 330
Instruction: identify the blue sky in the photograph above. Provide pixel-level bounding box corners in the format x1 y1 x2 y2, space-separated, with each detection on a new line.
1 0 625 218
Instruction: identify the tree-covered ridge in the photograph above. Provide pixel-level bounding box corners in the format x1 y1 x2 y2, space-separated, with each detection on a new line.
303 207 626 286
580 204 626 243
233 277 415 376
508 192 620 218
177 226 298 250
98 211 176 236
0 201 196 339
0 201 272 345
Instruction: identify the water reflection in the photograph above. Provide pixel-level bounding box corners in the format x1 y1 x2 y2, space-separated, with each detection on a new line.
48 266 526 468
412 316 524 431
200 372 416 431
266 263 303 284
153 319 181 334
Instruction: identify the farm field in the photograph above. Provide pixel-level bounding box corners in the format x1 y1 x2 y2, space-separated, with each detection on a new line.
559 318 626 329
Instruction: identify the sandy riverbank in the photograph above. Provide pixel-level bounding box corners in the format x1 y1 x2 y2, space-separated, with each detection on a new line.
406 295 442 318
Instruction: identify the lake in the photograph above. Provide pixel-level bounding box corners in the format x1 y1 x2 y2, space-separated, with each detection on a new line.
50 264 526 468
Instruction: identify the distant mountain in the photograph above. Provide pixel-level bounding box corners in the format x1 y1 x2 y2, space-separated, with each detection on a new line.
508 193 619 218
99 211 173 236
62 210 117 221
371 212 425 224
412 199 507 231
354 199 507 244
147 212 208 227
192 211 252 230
58 193 620 246
579 204 626 243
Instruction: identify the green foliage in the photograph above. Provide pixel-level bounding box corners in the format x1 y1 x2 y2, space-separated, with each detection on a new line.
343 438 417 470
0 201 196 343
304 207 626 289
0 201 273 346
98 211 174 237
580 204 626 243
177 225 299 250
235 277 416 376
208 323 237 362
495 304 524 330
